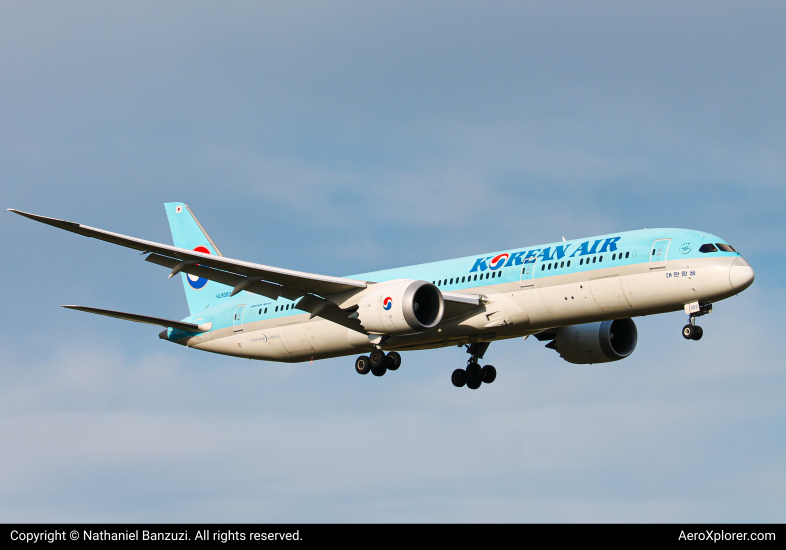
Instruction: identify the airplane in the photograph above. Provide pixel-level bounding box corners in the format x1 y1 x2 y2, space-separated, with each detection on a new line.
9 203 755 389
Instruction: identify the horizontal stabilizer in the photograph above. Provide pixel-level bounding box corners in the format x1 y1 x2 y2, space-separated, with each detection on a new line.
62 305 211 332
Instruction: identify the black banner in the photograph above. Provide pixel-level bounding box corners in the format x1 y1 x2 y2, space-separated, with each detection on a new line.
2 524 782 545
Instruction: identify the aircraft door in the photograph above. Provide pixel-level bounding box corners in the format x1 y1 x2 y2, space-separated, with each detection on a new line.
650 239 670 270
519 263 535 288
233 305 246 333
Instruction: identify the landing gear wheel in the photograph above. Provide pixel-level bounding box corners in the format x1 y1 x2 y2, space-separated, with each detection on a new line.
692 326 703 340
371 366 387 377
355 355 371 375
682 324 696 340
386 351 401 371
451 369 467 388
466 378 482 390
466 363 482 383
369 349 385 369
482 365 496 384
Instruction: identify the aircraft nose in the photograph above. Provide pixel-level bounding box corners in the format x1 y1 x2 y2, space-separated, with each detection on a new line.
729 257 755 291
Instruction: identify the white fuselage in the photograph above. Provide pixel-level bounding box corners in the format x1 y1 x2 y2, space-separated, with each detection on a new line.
179 253 749 362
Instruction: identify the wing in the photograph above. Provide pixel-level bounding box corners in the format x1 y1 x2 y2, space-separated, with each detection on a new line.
10 209 482 323
62 305 212 332
9 209 367 300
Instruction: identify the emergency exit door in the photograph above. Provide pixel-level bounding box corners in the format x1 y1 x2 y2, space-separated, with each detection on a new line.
650 239 670 270
520 263 535 288
233 305 246 333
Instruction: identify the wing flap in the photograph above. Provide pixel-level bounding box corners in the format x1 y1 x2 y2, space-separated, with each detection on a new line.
62 305 210 332
295 294 367 333
145 254 304 301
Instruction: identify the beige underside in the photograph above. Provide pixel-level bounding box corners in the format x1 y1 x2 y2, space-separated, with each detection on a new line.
180 256 740 363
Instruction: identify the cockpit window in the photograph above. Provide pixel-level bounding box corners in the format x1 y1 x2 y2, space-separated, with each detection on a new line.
699 244 718 253
716 243 736 252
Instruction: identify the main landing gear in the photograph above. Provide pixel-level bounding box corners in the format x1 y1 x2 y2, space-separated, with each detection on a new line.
355 350 401 377
452 342 496 390
682 302 712 341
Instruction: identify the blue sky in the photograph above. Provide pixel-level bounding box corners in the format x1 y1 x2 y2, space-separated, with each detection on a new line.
2 1 784 521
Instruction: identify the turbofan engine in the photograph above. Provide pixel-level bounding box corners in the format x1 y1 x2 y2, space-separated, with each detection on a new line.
539 318 638 364
355 279 444 335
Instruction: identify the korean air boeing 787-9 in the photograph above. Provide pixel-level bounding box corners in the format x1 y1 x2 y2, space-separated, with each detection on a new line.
9 204 755 389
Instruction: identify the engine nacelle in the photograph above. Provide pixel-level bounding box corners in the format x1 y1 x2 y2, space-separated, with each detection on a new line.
552 318 638 364
356 279 444 335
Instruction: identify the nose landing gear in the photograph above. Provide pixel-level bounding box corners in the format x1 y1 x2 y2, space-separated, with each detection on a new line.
682 324 703 340
452 342 495 389
682 302 712 341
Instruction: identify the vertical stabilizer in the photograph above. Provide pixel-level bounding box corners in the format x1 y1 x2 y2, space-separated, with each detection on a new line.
164 202 232 315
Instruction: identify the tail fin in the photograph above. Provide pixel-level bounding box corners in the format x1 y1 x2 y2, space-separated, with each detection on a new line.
164 202 232 315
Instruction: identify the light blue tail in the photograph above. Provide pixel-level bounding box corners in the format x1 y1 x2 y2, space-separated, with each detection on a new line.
164 202 232 315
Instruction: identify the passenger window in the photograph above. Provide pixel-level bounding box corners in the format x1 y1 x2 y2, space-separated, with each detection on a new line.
716 243 736 252
542 265 545 271
462 276 466 283
450 278 453 284
593 257 597 263
548 263 552 270
599 256 603 262
651 249 656 256
475 274 478 281
625 252 629 258
486 272 490 279
258 309 262 314
275 306 278 312
522 268 525 274
579 259 583 265
560 261 564 268
612 253 616 260
567 261 570 267
264 308 267 314
699 244 718 253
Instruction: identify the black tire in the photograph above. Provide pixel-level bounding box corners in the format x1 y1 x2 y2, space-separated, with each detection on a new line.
371 366 387 377
467 378 482 390
369 349 385 369
466 362 482 382
482 365 497 384
682 324 695 340
451 369 467 388
386 351 401 371
692 326 703 340
355 355 371 375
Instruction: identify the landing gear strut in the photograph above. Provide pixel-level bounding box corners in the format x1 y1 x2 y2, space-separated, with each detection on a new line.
682 302 711 341
452 342 496 389
355 350 402 377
